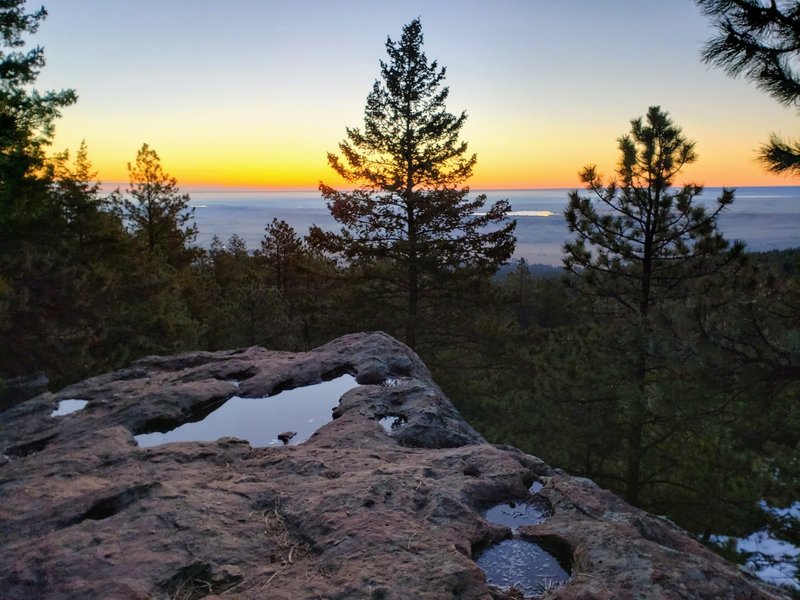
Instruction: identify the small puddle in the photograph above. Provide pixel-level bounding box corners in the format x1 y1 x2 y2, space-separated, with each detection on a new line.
135 374 358 448
477 487 570 597
484 500 549 532
476 539 570 597
51 399 89 417
379 414 407 433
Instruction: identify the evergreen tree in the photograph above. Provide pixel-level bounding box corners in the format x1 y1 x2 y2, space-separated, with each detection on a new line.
563 106 743 504
698 0 800 175
258 218 305 298
44 142 130 380
197 235 296 350
0 1 76 392
698 5 800 568
309 19 515 348
123 143 197 266
103 143 205 362
51 140 121 254
0 1 76 242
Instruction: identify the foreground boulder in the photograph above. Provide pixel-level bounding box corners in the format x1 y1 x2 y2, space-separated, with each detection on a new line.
0 332 790 599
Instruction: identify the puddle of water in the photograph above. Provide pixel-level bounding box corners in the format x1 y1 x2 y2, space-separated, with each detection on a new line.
51 399 89 417
135 374 358 448
476 539 570 597
484 500 549 532
529 481 543 494
379 414 407 433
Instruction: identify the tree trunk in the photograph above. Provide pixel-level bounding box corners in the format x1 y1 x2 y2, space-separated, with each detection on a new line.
625 214 654 506
625 352 646 505
404 165 418 348
406 200 418 349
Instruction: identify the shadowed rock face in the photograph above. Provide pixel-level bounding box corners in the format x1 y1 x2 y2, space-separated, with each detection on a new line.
0 332 790 599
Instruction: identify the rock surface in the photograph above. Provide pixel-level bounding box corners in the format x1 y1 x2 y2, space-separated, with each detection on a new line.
0 332 790 599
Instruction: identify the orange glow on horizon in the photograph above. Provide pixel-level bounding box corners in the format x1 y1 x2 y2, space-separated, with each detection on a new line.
84 148 796 191
90 170 797 192
65 124 798 192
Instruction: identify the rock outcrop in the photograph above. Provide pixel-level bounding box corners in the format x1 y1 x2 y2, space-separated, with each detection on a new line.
0 332 790 599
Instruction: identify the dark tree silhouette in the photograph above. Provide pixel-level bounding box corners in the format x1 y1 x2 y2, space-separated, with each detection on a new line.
123 143 197 266
258 218 305 297
0 1 78 388
564 106 743 504
698 0 800 175
0 1 76 243
310 19 515 347
51 141 116 251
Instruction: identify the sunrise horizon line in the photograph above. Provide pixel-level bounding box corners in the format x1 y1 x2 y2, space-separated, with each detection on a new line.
96 181 800 194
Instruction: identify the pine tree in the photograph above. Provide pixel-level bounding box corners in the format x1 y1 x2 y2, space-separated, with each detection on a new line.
0 1 76 392
45 142 125 377
698 0 800 175
0 1 76 241
124 143 197 266
51 140 122 254
310 19 515 348
198 235 296 350
258 218 305 298
563 106 743 504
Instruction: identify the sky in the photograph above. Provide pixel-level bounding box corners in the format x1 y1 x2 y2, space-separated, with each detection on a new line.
29 0 800 190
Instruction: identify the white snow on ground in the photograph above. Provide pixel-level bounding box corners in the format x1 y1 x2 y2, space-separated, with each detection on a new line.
711 501 800 589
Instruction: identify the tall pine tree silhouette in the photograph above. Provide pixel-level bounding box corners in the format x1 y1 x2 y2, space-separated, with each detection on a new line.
563 106 742 504
310 19 515 347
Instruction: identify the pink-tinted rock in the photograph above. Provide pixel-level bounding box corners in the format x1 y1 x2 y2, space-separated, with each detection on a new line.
0 332 790 599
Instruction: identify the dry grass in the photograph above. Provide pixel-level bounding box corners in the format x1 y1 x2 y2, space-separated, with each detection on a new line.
162 563 240 600
253 503 310 592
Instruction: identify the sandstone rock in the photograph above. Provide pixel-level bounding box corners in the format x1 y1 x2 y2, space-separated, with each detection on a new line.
0 332 790 599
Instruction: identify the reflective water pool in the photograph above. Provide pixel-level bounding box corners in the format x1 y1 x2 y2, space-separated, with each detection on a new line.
135 374 358 447
476 538 570 597
51 399 88 417
484 500 549 532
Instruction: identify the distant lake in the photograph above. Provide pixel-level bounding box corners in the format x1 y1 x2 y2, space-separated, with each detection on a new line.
189 187 800 266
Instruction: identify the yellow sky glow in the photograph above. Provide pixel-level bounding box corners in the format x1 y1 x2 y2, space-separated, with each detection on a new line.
57 122 794 191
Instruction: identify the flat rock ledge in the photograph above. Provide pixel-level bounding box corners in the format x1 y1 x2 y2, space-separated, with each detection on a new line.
0 332 790 600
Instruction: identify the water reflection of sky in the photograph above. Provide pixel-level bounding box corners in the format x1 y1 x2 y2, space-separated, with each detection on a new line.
476 538 569 596
135 374 358 447
50 399 88 417
483 500 548 533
